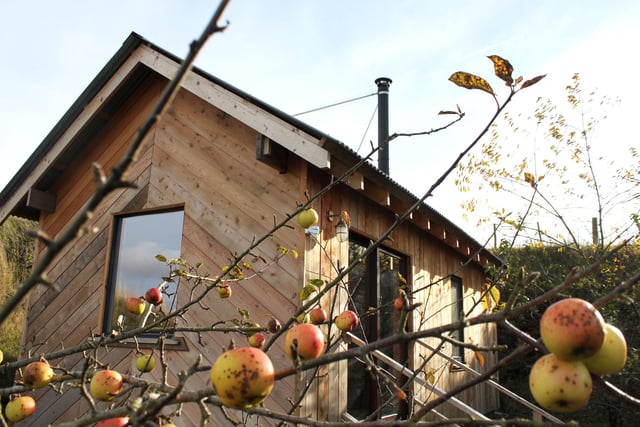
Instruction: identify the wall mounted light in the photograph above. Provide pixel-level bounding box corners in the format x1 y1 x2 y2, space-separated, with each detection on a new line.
327 210 350 243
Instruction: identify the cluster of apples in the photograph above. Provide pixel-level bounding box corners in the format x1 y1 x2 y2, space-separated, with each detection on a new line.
126 287 164 316
529 298 628 413
210 307 360 410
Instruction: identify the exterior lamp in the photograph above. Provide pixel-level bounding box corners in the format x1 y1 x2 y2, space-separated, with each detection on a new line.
327 211 350 243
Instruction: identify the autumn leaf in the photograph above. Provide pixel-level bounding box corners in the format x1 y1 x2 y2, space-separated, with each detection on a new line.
524 172 536 187
488 285 501 306
448 71 494 95
474 351 486 368
521 74 547 89
487 55 514 85
299 284 318 301
424 367 436 384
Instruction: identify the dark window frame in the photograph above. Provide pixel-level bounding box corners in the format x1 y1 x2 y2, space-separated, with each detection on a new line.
103 205 187 350
346 234 410 420
451 275 465 364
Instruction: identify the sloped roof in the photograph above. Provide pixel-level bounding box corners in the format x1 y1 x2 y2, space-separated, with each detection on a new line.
0 32 500 266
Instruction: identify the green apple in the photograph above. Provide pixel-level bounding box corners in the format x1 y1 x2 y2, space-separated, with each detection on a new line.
582 323 627 375
136 354 156 373
296 208 319 229
529 353 592 412
540 298 605 360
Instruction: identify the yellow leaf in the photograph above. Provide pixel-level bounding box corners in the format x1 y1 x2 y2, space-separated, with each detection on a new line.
424 367 436 385
524 172 536 187
480 294 490 311
487 55 514 85
489 286 501 306
448 71 494 95
291 249 299 259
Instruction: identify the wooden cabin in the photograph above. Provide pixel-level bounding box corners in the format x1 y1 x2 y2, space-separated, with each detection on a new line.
0 33 501 425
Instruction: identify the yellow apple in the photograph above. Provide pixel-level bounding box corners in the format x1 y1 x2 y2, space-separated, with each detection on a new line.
0 348 4 364
126 297 146 315
296 208 318 229
210 347 275 410
529 353 592 413
540 298 605 360
5 395 36 422
335 310 360 331
582 323 627 375
23 359 54 388
90 369 124 401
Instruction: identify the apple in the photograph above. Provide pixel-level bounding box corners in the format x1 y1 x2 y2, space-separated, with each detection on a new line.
529 353 592 412
136 354 156 373
218 283 232 299
296 312 310 324
284 323 325 360
582 323 627 375
126 297 146 315
90 369 124 401
97 417 130 427
5 395 36 422
0 348 3 364
335 310 360 331
248 332 266 348
23 359 54 388
309 307 328 324
266 317 281 333
210 347 275 410
540 298 605 360
394 296 405 311
145 287 163 305
297 208 319 229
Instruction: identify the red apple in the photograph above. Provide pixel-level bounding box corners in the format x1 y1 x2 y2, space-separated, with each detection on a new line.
540 298 605 360
144 287 163 305
210 347 275 409
394 296 405 311
97 417 130 427
90 369 124 401
284 323 326 360
126 297 146 315
23 359 54 388
5 395 36 422
309 307 328 324
335 310 360 331
248 332 266 348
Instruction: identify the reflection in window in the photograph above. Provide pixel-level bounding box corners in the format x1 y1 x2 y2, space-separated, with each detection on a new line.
347 237 408 420
104 209 184 335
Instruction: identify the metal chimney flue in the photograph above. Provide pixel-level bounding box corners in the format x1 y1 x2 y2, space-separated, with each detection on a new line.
375 77 392 175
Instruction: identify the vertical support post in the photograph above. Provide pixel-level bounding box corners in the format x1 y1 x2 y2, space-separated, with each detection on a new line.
375 77 392 175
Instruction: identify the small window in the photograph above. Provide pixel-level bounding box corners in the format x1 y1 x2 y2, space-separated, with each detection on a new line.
103 208 184 338
451 276 465 363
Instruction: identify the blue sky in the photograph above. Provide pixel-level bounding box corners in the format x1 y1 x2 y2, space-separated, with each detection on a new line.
1 1 638 242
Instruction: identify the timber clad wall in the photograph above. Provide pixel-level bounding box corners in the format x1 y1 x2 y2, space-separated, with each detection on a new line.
12 39 498 426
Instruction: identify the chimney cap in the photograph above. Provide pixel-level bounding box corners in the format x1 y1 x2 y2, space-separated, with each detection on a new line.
375 77 393 86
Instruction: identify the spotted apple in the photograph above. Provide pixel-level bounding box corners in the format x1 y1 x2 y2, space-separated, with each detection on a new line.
23 358 54 388
284 323 325 360
90 369 124 401
529 352 592 412
210 347 275 410
335 310 359 331
582 323 627 375
5 395 36 422
540 298 605 360
297 208 319 229
248 332 266 348
218 283 232 299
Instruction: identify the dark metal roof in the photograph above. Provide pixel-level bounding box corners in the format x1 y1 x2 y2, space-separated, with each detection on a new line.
0 32 500 265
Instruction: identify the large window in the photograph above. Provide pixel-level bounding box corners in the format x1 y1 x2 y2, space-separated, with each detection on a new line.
347 236 409 420
103 208 184 337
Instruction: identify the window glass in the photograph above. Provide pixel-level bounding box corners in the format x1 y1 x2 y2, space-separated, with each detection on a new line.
451 276 465 362
104 209 184 335
346 238 407 420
